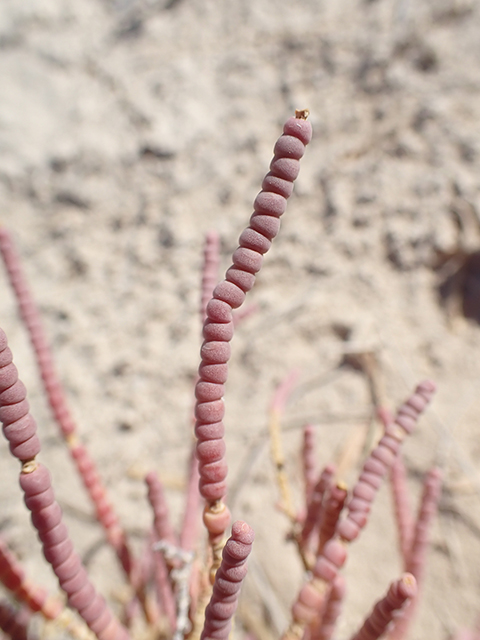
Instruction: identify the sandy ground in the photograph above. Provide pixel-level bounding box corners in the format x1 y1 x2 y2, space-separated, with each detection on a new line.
1 1 480 639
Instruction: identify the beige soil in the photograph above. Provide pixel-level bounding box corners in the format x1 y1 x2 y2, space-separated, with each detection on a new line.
1 1 480 639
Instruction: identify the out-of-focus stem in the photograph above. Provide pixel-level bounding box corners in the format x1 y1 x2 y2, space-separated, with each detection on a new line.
0 227 134 586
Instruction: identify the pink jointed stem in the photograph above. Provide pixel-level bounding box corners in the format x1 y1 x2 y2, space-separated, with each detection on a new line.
350 573 417 640
0 535 61 620
406 467 442 582
0 227 133 580
302 424 317 508
389 455 413 565
0 328 129 640
195 111 312 543
311 574 346 640
336 381 436 543
317 483 348 556
291 539 348 627
200 230 221 323
146 471 177 546
388 467 442 640
300 463 335 549
0 600 31 640
201 521 254 640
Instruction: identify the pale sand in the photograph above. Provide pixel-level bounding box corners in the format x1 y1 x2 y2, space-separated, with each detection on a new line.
1 1 480 638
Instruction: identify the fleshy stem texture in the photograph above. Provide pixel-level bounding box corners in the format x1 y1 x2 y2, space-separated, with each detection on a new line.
200 521 254 640
145 471 177 629
285 381 436 640
194 110 312 572
390 455 414 564
350 573 417 640
0 600 31 640
311 573 346 640
337 381 436 544
388 467 442 640
300 464 335 550
0 535 61 621
378 406 414 564
317 483 348 556
302 424 317 508
0 328 129 640
181 231 222 554
0 227 134 582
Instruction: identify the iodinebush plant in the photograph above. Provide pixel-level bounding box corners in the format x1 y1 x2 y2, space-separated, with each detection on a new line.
0 111 446 640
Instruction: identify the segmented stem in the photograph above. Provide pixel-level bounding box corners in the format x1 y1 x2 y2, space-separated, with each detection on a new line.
194 111 312 567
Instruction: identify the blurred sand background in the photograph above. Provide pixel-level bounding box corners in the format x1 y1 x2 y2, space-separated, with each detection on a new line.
1 0 480 638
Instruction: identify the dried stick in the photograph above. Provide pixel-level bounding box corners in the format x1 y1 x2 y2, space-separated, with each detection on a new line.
269 369 300 522
0 328 129 640
350 573 417 640
0 227 134 581
194 111 312 574
200 521 254 640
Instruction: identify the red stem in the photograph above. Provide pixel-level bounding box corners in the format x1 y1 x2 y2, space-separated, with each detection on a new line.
0 227 134 582
195 112 313 543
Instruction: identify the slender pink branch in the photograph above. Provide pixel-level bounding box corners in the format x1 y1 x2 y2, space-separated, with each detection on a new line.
291 539 347 627
271 369 300 415
350 574 417 640
0 227 134 581
376 406 393 431
311 574 346 640
0 328 129 640
300 464 335 548
317 483 348 556
284 382 435 640
0 600 31 640
406 467 442 581
379 406 414 566
0 536 61 620
302 424 317 508
69 442 133 577
195 111 312 546
200 231 221 323
153 550 176 632
232 303 258 328
389 455 413 566
200 521 254 640
144 471 178 627
145 471 176 545
450 627 480 640
389 468 442 640
336 381 436 543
